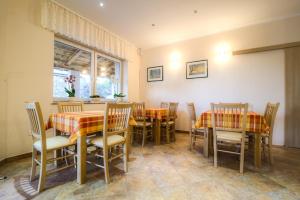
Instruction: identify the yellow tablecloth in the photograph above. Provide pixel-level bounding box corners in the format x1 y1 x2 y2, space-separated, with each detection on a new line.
145 108 168 120
47 111 136 143
195 111 269 134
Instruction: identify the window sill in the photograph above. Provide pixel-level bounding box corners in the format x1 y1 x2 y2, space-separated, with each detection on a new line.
51 99 129 105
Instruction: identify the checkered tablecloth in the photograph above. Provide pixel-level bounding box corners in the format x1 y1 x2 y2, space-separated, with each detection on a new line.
47 111 136 142
145 108 168 120
195 111 269 134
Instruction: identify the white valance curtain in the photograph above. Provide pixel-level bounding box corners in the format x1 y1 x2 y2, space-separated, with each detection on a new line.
41 0 132 60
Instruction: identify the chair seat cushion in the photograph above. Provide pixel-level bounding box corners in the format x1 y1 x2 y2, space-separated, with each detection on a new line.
216 131 243 142
192 127 205 132
161 121 175 126
91 135 125 147
33 136 74 151
135 121 152 127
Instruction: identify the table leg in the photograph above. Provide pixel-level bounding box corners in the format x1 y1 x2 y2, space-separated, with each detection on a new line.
77 135 86 184
203 128 208 157
254 134 262 168
155 119 161 145
208 128 214 156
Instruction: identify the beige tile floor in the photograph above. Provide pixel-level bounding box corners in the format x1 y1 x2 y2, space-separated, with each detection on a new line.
0 133 300 200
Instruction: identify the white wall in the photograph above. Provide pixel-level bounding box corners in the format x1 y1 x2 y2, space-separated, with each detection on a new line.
141 15 300 146
0 0 140 159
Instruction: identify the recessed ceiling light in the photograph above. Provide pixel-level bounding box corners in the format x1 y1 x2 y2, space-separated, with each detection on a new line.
151 24 156 27
194 10 198 14
99 2 104 7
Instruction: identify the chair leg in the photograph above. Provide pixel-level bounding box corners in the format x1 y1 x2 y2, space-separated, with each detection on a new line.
151 126 154 141
166 126 170 144
30 147 37 182
142 128 146 147
63 148 69 166
213 135 217 168
173 125 176 142
131 129 134 145
190 131 193 150
38 150 47 192
103 149 110 184
240 139 245 174
262 137 266 160
123 143 128 173
268 140 274 165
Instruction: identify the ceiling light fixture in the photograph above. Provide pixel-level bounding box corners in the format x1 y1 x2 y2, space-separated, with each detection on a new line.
99 2 104 7
215 42 232 63
151 24 156 27
194 10 198 14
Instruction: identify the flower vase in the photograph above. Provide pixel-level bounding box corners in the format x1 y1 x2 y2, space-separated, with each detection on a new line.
116 97 123 102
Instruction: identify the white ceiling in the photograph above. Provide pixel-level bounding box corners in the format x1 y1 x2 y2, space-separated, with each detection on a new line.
56 0 300 50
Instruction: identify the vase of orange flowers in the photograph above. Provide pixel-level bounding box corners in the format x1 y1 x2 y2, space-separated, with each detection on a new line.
65 75 76 101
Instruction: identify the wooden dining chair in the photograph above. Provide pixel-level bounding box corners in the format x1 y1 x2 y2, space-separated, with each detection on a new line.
57 102 83 113
25 102 76 192
57 102 84 160
161 102 179 143
211 103 248 173
187 103 205 150
261 102 280 164
89 103 132 183
131 102 153 147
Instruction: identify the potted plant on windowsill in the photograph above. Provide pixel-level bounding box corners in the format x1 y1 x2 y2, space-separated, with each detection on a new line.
89 95 102 103
114 93 126 102
64 75 76 101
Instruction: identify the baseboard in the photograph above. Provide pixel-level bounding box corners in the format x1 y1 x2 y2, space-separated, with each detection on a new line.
272 144 284 148
0 152 32 166
176 130 189 134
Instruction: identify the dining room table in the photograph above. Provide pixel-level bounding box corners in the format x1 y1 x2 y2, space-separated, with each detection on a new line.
145 108 168 145
47 110 136 185
195 110 269 168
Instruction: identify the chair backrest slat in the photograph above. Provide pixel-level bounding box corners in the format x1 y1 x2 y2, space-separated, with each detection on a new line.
264 102 280 136
132 102 145 121
25 102 46 149
58 102 83 113
169 102 179 119
187 102 196 122
211 103 248 133
103 103 132 147
160 102 169 109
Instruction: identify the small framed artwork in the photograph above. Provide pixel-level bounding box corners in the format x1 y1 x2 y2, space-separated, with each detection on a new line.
147 66 163 82
186 60 208 79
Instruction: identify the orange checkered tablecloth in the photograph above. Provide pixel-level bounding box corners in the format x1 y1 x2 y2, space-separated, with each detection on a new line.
47 111 136 143
195 111 269 134
145 108 168 120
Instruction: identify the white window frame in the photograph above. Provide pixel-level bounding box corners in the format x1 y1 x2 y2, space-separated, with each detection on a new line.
94 52 122 100
53 37 122 101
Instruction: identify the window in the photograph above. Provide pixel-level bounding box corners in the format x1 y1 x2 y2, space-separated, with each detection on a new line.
96 54 121 99
53 39 122 100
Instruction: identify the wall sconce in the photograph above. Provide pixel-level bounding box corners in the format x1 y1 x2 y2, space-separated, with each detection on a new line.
215 42 232 63
170 50 182 69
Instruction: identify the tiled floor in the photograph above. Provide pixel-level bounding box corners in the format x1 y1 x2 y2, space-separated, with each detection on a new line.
0 133 300 200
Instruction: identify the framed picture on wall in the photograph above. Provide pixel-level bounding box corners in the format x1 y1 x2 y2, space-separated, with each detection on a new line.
186 60 208 79
147 66 163 82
